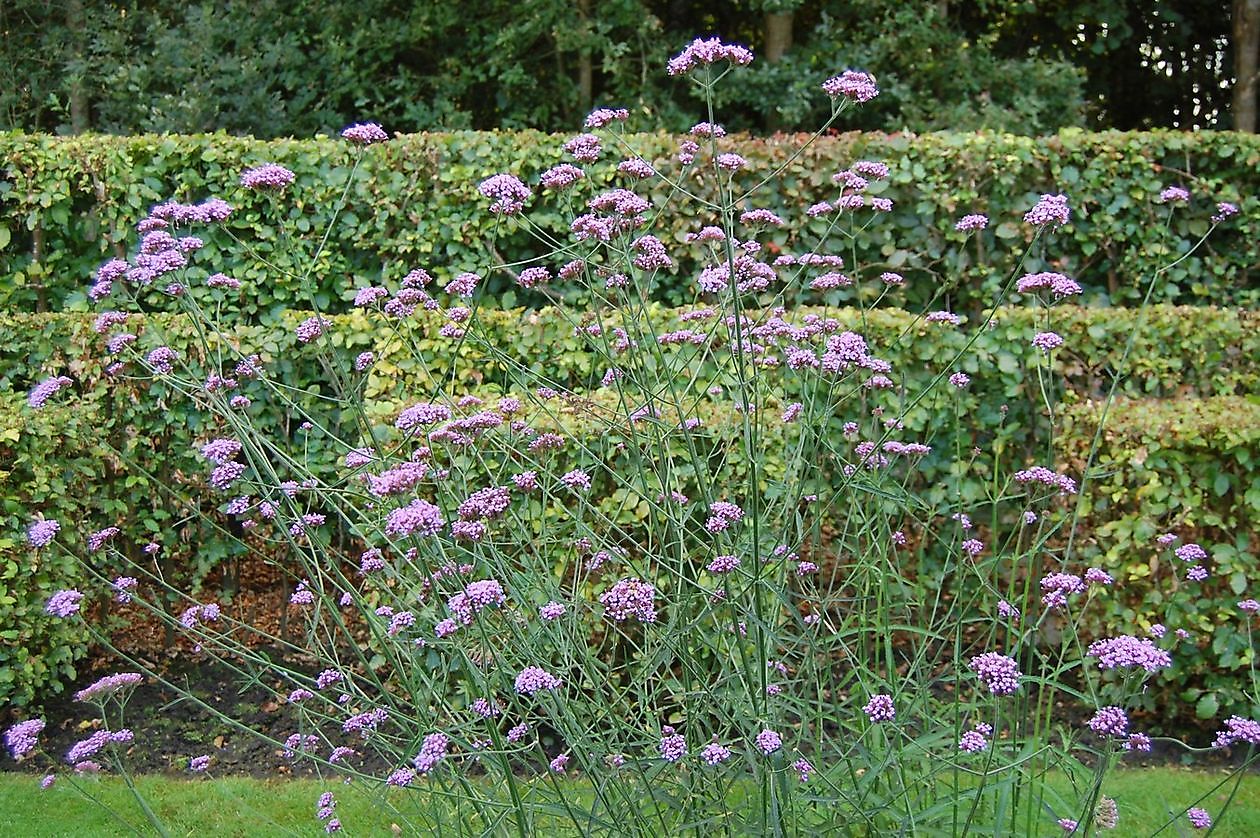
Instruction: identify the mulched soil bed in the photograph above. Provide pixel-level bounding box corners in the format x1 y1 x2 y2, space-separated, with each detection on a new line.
2 572 1253 778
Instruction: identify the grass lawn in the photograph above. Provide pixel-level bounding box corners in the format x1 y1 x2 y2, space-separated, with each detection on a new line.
0 767 1256 836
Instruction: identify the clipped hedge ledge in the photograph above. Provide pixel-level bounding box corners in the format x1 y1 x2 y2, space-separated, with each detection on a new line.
1 129 1257 317
1 304 1256 720
1062 396 1260 726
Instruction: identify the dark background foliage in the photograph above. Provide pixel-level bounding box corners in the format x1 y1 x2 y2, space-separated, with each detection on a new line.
0 0 1252 137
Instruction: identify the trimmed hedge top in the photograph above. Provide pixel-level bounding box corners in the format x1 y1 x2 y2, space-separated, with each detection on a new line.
1 129 1256 317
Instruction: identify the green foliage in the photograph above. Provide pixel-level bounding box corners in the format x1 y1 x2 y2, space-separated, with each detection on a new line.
0 394 94 706
1063 396 1260 728
1 130 1256 316
0 0 1088 137
1 304 1255 712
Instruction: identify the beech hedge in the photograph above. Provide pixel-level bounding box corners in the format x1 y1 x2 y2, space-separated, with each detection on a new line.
1 130 1256 317
1 303 1256 716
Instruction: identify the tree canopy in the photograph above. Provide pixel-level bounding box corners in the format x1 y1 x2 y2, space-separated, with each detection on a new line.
0 1 1249 137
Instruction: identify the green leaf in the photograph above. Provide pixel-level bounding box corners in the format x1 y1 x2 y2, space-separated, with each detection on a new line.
1195 693 1219 719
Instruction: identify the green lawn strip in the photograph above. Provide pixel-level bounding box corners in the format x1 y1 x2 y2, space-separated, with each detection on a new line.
0 768 1255 836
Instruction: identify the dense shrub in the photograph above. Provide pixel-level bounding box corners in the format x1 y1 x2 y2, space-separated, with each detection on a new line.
1064 396 1260 728
0 395 95 705
1 304 1255 716
2 130 1256 316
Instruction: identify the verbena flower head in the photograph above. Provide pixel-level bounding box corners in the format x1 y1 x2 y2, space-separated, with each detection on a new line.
341 122 388 144
478 173 532 215
45 589 83 618
599 577 657 622
863 694 895 722
755 728 782 754
413 732 449 774
515 666 562 695
189 754 211 772
700 740 731 765
1187 808 1212 829
822 70 879 101
955 214 988 231
1158 185 1190 204
1024 193 1070 228
968 652 1022 695
584 107 628 129
1211 201 1239 222
1032 331 1064 353
659 726 687 762
1087 706 1129 738
240 163 296 190
28 375 73 409
27 519 61 548
5 719 45 760
75 672 142 703
667 37 754 76
1086 635 1172 672
1212 715 1260 748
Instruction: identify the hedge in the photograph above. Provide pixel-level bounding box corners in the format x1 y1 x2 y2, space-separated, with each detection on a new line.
1 304 1256 720
1062 396 1260 727
1 130 1256 318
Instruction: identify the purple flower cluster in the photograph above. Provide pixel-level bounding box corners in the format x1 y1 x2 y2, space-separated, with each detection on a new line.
755 728 782 754
584 107 629 129
1016 271 1082 297
863 694 895 722
1024 193 1070 228
515 666 562 695
478 173 532 215
1212 202 1239 223
822 70 879 102
5 719 45 760
75 672 142 703
27 375 73 409
1086 635 1172 672
563 133 602 163
1158 185 1190 204
240 163 296 190
45 589 83 618
413 732 449 774
385 499 445 538
1013 466 1078 495
659 726 687 762
296 316 330 344
1087 706 1129 737
955 214 988 231
1187 808 1212 829
958 722 992 753
1212 715 1260 749
700 740 731 765
27 519 61 548
1032 331 1064 353
341 122 388 144
705 500 745 533
968 652 1022 695
599 577 657 623
667 37 754 76
540 164 585 189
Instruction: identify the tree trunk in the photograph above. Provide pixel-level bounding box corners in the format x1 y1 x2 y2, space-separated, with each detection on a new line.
764 12 794 132
577 0 593 114
1235 0 1260 132
67 0 90 133
764 12 794 64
